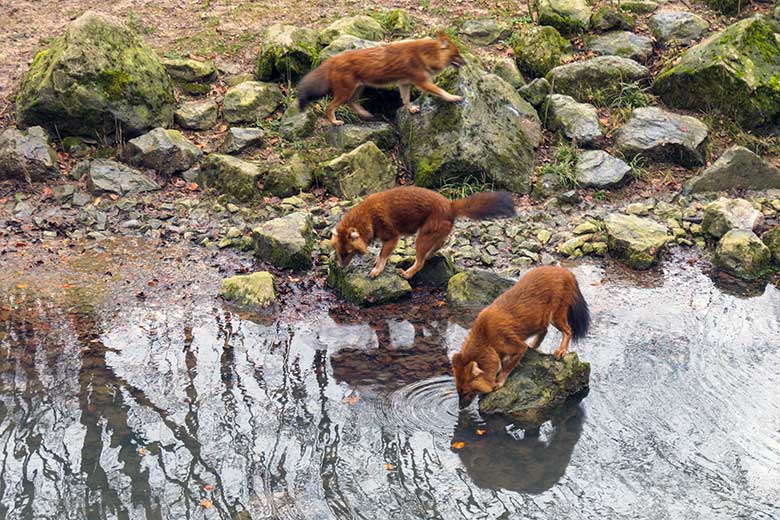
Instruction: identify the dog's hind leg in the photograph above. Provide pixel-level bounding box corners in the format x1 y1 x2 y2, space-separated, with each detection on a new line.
551 305 573 360
399 220 451 279
349 86 375 120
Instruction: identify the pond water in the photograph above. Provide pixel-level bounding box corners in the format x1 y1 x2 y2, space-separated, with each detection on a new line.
0 245 779 520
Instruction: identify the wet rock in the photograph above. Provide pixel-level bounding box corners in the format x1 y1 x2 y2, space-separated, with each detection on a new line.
317 142 396 199
575 150 631 188
219 271 277 307
620 0 658 14
61 136 91 157
265 154 314 197
513 25 571 78
653 16 780 129
702 197 763 239
86 159 161 196
220 127 264 154
446 269 515 308
122 127 202 175
398 61 541 193
325 123 398 151
491 57 526 89
479 349 590 430
174 99 219 130
649 11 708 47
0 126 58 182
685 146 780 194
546 56 649 104
256 24 319 81
761 227 780 264
15 11 174 138
460 18 509 46
252 212 314 270
223 81 283 124
537 0 591 34
327 255 412 306
319 35 379 63
381 9 415 35
604 213 670 269
280 102 317 140
615 107 708 167
586 31 653 62
590 6 636 32
200 154 264 202
397 253 458 288
544 94 602 145
518 78 552 107
319 15 386 45
714 230 772 280
558 234 591 257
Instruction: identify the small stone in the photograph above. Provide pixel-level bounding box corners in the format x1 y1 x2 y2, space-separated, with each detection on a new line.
87 159 161 196
162 58 216 83
761 227 780 264
325 123 398 151
518 78 552 108
122 127 202 174
702 197 763 239
619 0 658 13
0 126 58 182
649 11 708 47
221 127 265 154
61 136 91 157
280 102 317 140
199 154 264 202
604 213 670 269
575 150 631 188
317 142 396 199
53 184 77 202
459 18 509 46
714 230 771 280
587 31 653 62
537 229 553 244
625 202 652 216
265 154 314 197
615 107 708 167
319 15 385 45
491 57 526 89
319 35 380 62
223 81 283 124
72 192 92 207
573 221 599 234
252 212 315 270
446 269 515 308
544 94 602 145
219 272 276 307
175 99 219 130
558 234 592 256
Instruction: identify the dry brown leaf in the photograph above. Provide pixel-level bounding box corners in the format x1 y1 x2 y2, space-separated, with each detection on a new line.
384 463 394 470
476 429 487 436
344 395 360 405
203 484 215 492
201 499 213 509
451 441 465 450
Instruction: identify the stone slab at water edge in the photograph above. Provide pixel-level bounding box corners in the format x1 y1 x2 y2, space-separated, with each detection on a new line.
219 272 277 307
479 350 590 430
604 213 670 269
15 11 174 138
327 255 412 306
702 197 763 239
615 107 708 167
252 212 315 271
685 146 780 193
0 126 58 182
714 230 772 281
446 269 515 308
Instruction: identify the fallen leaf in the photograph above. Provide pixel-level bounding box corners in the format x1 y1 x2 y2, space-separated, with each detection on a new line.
344 395 360 405
384 463 394 470
138 447 148 456
201 499 213 509
42 186 53 199
451 442 465 450
16 283 28 289
203 484 215 492
188 182 199 192
109 193 119 201
476 429 487 436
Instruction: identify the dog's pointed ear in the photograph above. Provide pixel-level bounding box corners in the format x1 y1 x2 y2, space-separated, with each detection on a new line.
437 31 449 48
468 361 483 377
349 227 360 240
451 352 463 368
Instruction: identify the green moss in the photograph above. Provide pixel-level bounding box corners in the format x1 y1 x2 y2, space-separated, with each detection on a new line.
95 70 131 100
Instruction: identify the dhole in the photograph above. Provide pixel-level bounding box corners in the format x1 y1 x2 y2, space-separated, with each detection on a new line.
296 32 466 126
332 186 515 279
451 266 590 408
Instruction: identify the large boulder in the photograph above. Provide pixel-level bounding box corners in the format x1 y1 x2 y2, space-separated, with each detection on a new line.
761 227 780 264
200 154 264 202
685 146 780 193
256 24 319 81
604 213 670 269
702 197 763 239
614 107 708 167
174 99 218 130
318 35 379 63
544 94 602 145
122 127 202 175
513 25 571 78
653 16 780 129
264 154 314 197
575 150 631 188
536 0 591 34
479 350 590 429
590 6 636 32
327 254 412 306
459 18 509 46
86 159 161 196
714 230 772 280
398 62 542 193
317 142 396 199
380 9 415 35
279 102 317 140
0 126 58 182
15 11 174 138
649 11 708 47
319 15 386 45
546 56 649 104
252 212 315 270
223 81 283 124
219 272 276 307
220 127 264 154
325 122 398 151
446 269 515 308
586 31 653 62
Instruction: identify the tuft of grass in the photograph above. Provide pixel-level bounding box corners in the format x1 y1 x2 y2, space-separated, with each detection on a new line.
438 175 494 199
609 82 655 111
703 112 780 156
540 141 579 188
627 154 649 181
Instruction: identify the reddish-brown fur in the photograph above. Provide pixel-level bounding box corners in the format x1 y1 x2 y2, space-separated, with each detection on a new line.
331 186 515 279
296 33 466 125
451 266 590 407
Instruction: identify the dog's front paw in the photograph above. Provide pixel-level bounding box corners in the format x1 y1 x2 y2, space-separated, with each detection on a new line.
368 267 381 278
407 105 420 114
449 95 463 103
397 268 413 280
553 349 567 360
493 380 505 391
331 119 345 126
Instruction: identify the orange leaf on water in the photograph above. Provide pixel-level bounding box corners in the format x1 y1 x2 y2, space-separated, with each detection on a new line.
344 395 360 405
384 463 394 470
476 429 487 436
203 484 215 492
188 182 199 192
451 442 465 450
138 447 148 455
201 499 213 509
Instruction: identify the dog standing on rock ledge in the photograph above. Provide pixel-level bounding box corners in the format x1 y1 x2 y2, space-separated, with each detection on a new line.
331 186 516 279
296 32 466 126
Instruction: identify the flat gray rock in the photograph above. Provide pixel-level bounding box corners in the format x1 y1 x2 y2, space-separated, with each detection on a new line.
223 81 283 124
686 146 780 193
615 107 708 167
122 127 202 175
221 127 264 154
702 197 763 238
175 99 219 130
575 150 631 188
87 159 161 196
546 56 649 104
587 31 653 62
545 94 602 145
0 126 58 182
649 11 708 47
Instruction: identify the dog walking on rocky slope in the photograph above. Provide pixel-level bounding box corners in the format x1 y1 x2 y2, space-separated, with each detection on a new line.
296 32 465 126
452 266 590 407
332 186 516 279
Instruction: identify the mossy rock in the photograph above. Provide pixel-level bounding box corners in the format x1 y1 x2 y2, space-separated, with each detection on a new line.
252 212 315 270
685 146 780 193
318 35 380 63
714 229 772 280
396 253 459 288
319 15 386 45
122 127 202 175
536 0 591 34
256 24 319 81
264 153 314 197
398 59 541 193
317 141 396 199
479 350 590 430
174 99 218 130
491 57 526 89
162 58 216 82
280 102 317 140
200 154 264 202
604 213 670 269
761 227 780 264
513 25 571 78
619 0 658 14
702 197 763 238
223 81 283 124
324 122 398 151
219 272 276 308
327 254 412 306
590 6 636 32
705 0 742 15
15 11 175 139
653 16 780 129
378 9 415 35
546 55 649 105
446 269 515 309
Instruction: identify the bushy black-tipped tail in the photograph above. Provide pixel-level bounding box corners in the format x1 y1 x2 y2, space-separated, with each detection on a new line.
568 280 590 342
296 63 331 111
451 190 516 220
